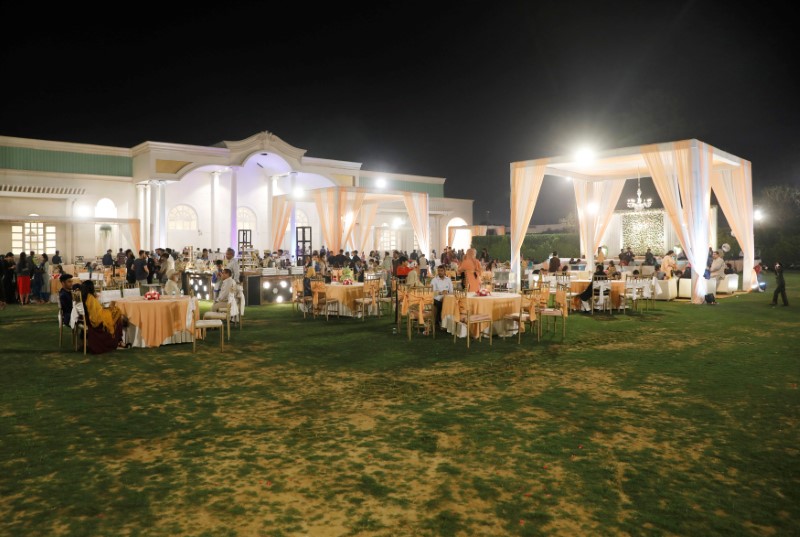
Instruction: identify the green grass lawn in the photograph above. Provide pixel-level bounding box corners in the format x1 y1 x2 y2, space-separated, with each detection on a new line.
1 274 798 537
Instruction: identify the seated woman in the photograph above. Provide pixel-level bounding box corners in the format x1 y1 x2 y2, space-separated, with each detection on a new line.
579 264 608 305
80 280 126 353
606 260 621 280
163 269 181 296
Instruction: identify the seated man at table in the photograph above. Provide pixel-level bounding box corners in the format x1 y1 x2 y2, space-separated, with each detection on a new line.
431 265 453 329
212 268 234 312
58 273 74 326
164 269 181 296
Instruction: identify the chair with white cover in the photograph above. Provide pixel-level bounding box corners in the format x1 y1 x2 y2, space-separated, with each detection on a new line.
591 276 612 314
640 265 655 277
292 276 312 317
620 277 643 314
70 289 87 355
453 290 492 348
122 282 140 298
231 283 245 330
203 286 234 340
192 310 224 352
538 283 569 339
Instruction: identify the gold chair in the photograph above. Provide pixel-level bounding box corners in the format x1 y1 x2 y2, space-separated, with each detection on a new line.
538 283 568 339
310 278 340 320
203 288 233 340
453 290 492 348
355 276 382 320
70 289 87 355
378 277 395 316
406 286 436 339
292 276 312 318
502 288 540 343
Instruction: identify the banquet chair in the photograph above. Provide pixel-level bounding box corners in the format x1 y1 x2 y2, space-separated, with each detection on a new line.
641 278 657 311
406 286 435 339
57 294 71 349
538 283 568 339
122 282 140 298
502 288 539 343
355 276 382 320
232 283 245 330
192 313 224 352
203 286 234 340
555 274 580 311
310 278 340 320
70 289 87 355
621 277 643 314
378 276 395 316
640 265 656 277
291 276 313 318
453 290 492 348
396 283 410 332
591 276 612 314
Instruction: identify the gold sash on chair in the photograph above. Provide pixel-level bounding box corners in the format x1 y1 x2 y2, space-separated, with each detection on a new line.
406 289 433 324
310 280 326 308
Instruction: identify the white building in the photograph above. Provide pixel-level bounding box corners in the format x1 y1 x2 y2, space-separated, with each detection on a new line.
0 131 473 261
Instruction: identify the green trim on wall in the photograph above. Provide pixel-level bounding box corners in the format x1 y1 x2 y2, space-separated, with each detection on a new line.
360 176 443 197
0 146 132 177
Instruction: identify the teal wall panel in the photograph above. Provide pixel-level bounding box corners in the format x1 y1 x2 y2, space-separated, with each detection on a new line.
0 146 132 177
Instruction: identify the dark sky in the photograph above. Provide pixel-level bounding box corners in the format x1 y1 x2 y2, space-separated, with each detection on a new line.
3 2 798 225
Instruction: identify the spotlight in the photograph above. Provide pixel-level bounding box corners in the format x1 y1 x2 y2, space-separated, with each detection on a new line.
276 296 284 303
279 281 288 288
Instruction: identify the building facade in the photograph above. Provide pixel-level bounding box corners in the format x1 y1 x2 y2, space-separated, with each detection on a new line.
0 132 473 262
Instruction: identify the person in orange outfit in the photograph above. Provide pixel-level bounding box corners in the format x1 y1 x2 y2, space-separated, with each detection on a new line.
458 248 482 292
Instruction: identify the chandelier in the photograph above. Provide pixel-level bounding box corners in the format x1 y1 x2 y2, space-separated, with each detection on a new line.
627 168 652 211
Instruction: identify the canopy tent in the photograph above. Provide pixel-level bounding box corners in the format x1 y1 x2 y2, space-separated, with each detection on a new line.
510 139 754 304
271 187 430 257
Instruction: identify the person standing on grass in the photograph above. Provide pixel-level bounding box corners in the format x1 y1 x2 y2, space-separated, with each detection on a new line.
770 261 789 307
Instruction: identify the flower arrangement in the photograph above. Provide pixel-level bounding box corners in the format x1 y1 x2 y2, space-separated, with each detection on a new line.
144 290 161 301
341 267 354 285
476 288 491 297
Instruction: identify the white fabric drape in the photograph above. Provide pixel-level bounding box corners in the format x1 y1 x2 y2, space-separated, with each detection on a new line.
339 189 366 252
271 196 294 251
643 141 713 303
313 189 339 253
471 225 488 237
509 159 548 289
402 192 430 256
573 178 626 270
711 162 754 291
353 203 379 254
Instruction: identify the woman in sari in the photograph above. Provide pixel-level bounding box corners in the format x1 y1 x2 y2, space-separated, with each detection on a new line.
457 248 482 292
80 280 125 353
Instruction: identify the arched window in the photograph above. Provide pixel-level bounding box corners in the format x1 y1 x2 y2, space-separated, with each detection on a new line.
168 204 198 230
95 198 117 218
284 209 310 234
237 207 257 231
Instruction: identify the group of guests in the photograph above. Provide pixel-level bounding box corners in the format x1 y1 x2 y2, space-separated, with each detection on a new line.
58 273 126 354
0 251 54 308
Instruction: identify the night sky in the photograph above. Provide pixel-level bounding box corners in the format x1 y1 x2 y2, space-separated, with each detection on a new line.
3 2 798 225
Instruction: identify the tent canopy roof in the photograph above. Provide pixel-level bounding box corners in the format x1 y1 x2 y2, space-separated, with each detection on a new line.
517 139 745 182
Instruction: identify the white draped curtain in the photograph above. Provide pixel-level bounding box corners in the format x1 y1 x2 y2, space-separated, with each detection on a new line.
271 196 294 251
352 203 379 254
573 178 626 270
643 140 713 303
339 189 366 252
403 192 430 256
313 189 339 253
509 159 548 289
711 161 754 290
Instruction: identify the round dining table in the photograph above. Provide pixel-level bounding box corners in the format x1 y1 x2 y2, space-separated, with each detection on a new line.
111 295 198 348
440 292 522 338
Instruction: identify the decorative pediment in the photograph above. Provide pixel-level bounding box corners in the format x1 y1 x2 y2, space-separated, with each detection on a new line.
222 131 307 166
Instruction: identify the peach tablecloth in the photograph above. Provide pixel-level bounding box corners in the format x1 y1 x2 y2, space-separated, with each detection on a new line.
112 296 198 348
325 283 364 315
569 280 625 309
441 292 521 338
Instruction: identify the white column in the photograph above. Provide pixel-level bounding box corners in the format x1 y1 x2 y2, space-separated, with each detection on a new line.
149 180 159 251
210 171 219 252
144 183 152 251
230 168 238 251
158 181 167 247
137 184 146 251
289 172 297 260
265 173 274 253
